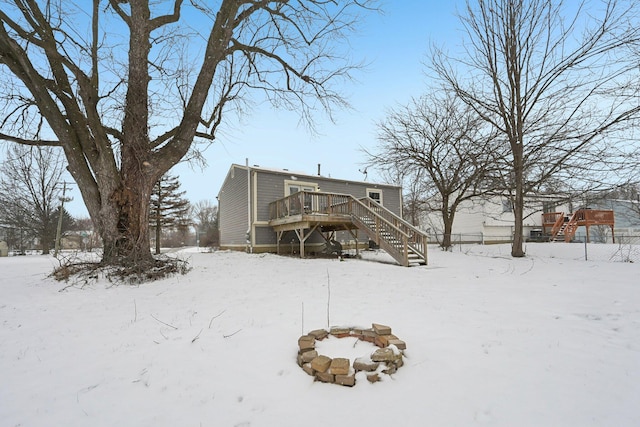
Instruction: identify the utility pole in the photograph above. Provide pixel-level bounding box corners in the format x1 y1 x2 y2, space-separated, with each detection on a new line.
54 181 73 258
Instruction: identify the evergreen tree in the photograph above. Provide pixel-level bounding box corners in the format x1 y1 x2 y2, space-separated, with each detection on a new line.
150 174 191 254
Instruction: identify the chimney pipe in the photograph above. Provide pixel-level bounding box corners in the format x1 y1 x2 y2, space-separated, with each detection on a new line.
317 163 321 176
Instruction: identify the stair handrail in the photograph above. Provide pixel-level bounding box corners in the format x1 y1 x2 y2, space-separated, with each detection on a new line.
549 212 565 240
358 197 427 237
347 196 411 238
348 197 412 266
563 211 580 242
354 197 428 265
268 191 427 265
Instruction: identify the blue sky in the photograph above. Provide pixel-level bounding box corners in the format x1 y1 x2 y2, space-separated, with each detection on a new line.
62 1 465 217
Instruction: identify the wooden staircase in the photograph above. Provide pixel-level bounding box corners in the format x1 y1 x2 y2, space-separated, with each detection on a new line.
349 197 428 267
268 191 428 267
549 212 580 242
544 209 615 243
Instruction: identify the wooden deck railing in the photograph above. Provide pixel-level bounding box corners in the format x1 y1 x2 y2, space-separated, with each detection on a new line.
269 191 353 218
269 191 428 266
542 210 616 242
357 197 428 264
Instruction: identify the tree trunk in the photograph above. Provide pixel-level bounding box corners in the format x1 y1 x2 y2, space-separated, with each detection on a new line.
94 0 156 266
100 168 155 266
511 198 525 257
511 149 526 257
441 200 455 249
155 187 161 255
442 219 453 249
41 232 51 255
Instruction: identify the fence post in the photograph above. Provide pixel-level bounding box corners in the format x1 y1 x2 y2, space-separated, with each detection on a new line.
584 239 588 261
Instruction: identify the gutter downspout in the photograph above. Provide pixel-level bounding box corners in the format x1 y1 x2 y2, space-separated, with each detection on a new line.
246 158 252 253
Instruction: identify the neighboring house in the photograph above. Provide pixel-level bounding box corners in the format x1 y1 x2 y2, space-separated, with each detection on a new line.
217 163 428 266
423 193 638 244
579 198 640 241
422 194 573 244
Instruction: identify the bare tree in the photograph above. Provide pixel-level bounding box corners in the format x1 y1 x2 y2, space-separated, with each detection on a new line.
0 0 375 273
431 0 640 257
366 90 498 249
193 200 219 248
0 145 66 254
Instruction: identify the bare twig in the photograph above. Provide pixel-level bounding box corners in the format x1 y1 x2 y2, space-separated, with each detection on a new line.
191 329 203 343
208 310 226 329
151 314 178 330
223 329 242 338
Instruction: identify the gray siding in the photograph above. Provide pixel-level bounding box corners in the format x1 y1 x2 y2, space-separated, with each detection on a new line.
255 170 285 222
256 170 402 217
218 164 403 249
218 165 249 246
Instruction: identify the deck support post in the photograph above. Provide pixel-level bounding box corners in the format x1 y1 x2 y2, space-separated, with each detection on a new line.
346 228 359 257
276 230 284 255
293 224 319 258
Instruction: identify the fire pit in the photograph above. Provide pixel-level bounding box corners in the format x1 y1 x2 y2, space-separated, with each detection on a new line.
296 323 406 387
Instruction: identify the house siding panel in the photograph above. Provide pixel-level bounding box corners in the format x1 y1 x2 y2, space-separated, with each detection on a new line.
255 171 285 222
218 165 249 246
218 164 403 251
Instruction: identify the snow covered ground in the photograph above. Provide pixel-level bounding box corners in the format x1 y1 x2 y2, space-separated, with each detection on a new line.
1 243 639 427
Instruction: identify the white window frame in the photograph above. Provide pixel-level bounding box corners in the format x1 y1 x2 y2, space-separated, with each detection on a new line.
284 179 318 196
367 188 383 205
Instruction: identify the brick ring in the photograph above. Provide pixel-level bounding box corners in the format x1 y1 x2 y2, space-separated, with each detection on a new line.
296 323 406 387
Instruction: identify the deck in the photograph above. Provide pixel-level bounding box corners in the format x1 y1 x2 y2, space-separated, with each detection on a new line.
268 191 428 266
542 209 615 242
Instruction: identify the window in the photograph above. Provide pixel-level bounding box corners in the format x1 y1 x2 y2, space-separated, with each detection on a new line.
367 189 383 205
543 201 556 214
502 198 513 213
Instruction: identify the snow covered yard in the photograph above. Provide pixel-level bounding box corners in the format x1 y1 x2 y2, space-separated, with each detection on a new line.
1 244 639 427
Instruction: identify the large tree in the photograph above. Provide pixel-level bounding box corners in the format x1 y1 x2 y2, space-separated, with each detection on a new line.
0 0 374 270
368 90 499 249
431 0 640 257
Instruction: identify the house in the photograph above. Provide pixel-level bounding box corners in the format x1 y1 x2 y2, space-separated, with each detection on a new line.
217 163 428 266
422 193 637 244
421 194 573 244
572 198 640 242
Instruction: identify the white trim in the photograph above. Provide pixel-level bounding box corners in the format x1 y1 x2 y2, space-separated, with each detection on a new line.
284 179 319 196
366 188 383 205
